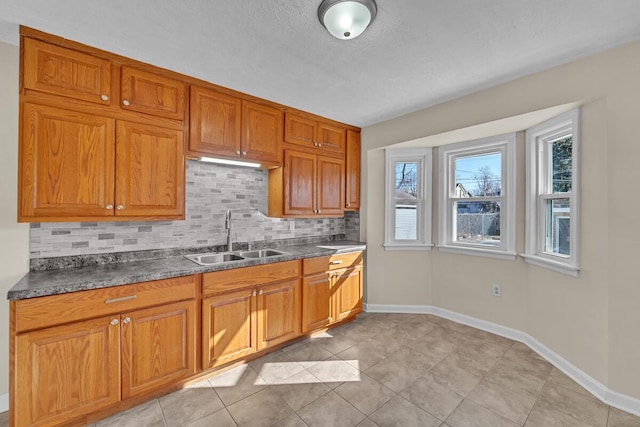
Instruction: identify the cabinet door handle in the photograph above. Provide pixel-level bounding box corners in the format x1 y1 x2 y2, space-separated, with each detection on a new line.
122 99 130 106
252 290 257 297
236 150 241 155
122 317 131 324
101 94 109 101
346 203 351 207
105 294 137 304
318 143 322 148
242 151 247 156
259 289 264 295
317 210 321 214
330 260 343 265
106 204 113 210
116 205 125 210
110 318 119 326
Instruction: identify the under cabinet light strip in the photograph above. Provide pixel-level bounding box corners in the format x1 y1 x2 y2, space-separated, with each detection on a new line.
198 157 261 168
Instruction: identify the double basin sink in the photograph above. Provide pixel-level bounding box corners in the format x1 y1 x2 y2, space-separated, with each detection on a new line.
185 249 290 266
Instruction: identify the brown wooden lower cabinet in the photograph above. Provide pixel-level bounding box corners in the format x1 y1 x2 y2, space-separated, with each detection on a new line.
10 254 363 426
201 263 301 369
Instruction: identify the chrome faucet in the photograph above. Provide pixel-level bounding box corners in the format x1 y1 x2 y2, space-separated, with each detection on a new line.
225 210 233 252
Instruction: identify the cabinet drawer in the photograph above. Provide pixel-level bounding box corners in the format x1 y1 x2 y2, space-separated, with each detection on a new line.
15 275 197 333
303 252 363 276
203 260 300 295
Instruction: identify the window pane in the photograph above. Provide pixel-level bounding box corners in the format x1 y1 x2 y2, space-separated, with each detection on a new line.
545 198 570 256
455 201 501 245
552 136 572 193
395 162 419 240
455 152 501 197
395 201 417 240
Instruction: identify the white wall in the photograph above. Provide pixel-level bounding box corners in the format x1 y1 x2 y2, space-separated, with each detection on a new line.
0 40 29 402
362 41 640 400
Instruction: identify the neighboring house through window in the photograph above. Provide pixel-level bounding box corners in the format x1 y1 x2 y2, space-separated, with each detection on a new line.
524 108 580 276
384 148 432 250
438 133 516 260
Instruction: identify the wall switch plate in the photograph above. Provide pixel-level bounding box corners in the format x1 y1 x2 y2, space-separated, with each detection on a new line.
492 284 501 297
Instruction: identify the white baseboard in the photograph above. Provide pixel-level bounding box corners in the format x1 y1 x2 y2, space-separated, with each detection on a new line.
363 303 640 416
0 392 8 413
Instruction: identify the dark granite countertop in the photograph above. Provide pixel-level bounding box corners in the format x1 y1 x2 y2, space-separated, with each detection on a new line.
7 241 366 300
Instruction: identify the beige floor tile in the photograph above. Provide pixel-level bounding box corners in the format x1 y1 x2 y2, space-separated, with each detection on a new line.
310 331 357 354
498 349 554 382
537 382 609 427
545 368 592 397
208 364 267 406
399 374 465 420
483 363 546 396
525 404 595 427
0 411 7 427
472 330 515 350
184 408 237 427
248 348 295 372
307 359 363 384
95 399 165 427
368 395 441 427
357 419 380 426
387 346 436 372
334 373 396 415
607 407 640 426
466 378 538 425
335 340 389 371
411 334 458 362
278 413 312 427
297 391 366 427
159 381 225 427
270 370 332 410
250 357 306 385
227 388 296 427
428 326 470 348
427 355 483 396
448 346 500 377
446 399 519 427
364 358 421 393
333 322 379 343
284 341 334 363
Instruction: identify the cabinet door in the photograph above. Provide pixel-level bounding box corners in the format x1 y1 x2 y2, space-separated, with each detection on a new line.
302 272 333 332
121 66 186 120
188 86 241 157
202 289 257 368
242 100 283 165
345 130 360 210
334 267 363 322
257 279 301 351
284 113 317 149
121 300 196 399
15 316 120 426
284 150 317 216
19 103 115 220
23 38 112 105
317 122 346 154
317 155 344 216
115 121 185 218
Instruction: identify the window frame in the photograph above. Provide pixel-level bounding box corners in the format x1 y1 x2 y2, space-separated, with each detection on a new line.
384 148 433 251
524 108 580 276
438 133 517 260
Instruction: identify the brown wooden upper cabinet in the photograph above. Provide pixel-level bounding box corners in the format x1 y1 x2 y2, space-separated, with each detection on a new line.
19 103 185 222
121 66 186 120
284 113 346 156
268 150 344 217
345 130 361 211
188 85 283 166
23 37 112 105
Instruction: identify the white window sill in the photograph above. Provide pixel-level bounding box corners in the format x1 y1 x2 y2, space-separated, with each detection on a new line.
383 243 433 251
437 244 517 261
520 254 580 277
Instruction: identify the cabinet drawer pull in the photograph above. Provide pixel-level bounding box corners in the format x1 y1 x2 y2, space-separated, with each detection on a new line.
330 260 343 265
105 295 137 304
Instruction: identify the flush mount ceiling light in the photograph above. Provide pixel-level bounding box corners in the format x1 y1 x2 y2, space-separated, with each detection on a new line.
318 0 377 40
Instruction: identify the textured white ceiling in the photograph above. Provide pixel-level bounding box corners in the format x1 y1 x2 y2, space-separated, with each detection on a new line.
1 1 640 127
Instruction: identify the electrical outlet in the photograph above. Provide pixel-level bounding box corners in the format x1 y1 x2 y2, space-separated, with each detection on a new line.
289 221 295 231
492 284 501 297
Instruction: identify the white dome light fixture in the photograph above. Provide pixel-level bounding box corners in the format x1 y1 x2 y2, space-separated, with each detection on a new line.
318 0 377 40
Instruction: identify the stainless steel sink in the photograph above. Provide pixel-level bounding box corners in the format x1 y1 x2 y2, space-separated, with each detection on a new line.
237 249 289 258
185 252 245 266
184 249 289 266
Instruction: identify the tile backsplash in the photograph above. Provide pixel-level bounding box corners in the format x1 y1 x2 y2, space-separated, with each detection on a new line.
30 160 358 259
